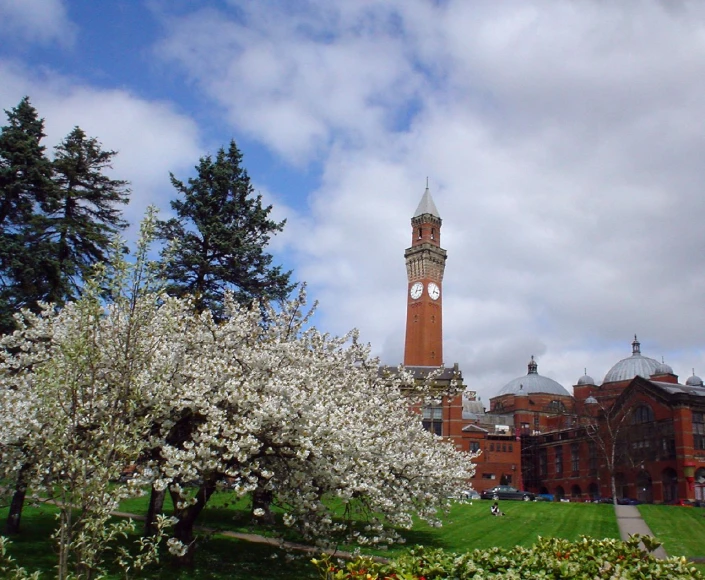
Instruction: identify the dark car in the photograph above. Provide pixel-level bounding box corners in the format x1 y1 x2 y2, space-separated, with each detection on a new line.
480 485 535 501
616 497 642 505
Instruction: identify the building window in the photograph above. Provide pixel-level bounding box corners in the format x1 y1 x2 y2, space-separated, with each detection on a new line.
520 422 530 435
509 443 513 453
422 405 442 436
418 227 422 239
489 443 494 452
502 443 507 452
470 441 480 453
431 227 436 240
482 473 496 480
547 400 566 414
588 441 597 475
555 445 563 475
571 442 579 474
539 448 548 477
534 413 540 430
632 405 654 424
694 412 705 450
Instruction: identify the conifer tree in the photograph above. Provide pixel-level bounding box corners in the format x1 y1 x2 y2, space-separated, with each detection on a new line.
0 97 55 333
156 140 293 317
46 127 130 303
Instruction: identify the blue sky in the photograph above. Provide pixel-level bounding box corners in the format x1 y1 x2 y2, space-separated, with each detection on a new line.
4 0 705 403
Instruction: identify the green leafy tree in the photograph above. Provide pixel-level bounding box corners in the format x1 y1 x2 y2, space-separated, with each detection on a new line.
156 140 293 318
46 126 130 303
0 98 55 333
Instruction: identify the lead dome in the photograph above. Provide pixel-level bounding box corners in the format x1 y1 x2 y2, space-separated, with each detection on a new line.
497 356 571 397
686 373 704 387
654 361 674 375
603 336 659 384
576 373 596 386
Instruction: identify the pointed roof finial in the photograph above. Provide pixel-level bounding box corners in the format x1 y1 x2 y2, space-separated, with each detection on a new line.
528 355 538 375
413 183 440 218
632 335 641 355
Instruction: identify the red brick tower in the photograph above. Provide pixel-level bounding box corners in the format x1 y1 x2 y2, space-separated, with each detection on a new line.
403 187 447 366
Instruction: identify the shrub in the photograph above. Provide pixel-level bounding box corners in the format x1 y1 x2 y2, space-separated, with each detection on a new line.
312 535 703 579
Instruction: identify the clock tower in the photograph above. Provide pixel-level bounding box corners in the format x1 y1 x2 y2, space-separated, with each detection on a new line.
403 187 447 366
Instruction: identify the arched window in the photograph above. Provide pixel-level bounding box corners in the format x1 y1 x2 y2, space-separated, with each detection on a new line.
547 400 566 414
662 468 678 503
417 227 422 239
588 482 599 500
632 405 654 424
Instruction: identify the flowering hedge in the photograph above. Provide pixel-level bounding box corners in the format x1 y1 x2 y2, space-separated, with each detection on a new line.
312 535 703 579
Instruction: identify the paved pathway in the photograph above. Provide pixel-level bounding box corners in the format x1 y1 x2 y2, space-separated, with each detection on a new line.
110 511 376 562
614 504 669 560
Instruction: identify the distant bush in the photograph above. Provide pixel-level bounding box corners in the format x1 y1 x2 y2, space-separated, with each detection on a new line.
312 535 702 579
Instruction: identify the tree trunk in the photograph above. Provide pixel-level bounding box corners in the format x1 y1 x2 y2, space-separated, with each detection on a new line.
170 480 216 567
5 467 28 535
251 487 275 525
144 485 166 536
5 486 26 535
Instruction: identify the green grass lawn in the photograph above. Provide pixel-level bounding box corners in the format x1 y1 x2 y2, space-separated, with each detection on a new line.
639 504 705 561
374 499 620 556
0 496 691 579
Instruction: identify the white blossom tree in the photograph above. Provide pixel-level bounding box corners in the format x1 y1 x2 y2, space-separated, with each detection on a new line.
0 209 475 571
144 291 474 565
0 210 173 579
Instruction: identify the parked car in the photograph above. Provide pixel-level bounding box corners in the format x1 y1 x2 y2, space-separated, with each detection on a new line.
461 489 481 500
616 497 642 505
480 485 535 501
666 498 694 507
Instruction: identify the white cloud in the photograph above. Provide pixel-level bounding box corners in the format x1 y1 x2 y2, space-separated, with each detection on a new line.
0 0 76 46
155 2 422 165
152 0 705 402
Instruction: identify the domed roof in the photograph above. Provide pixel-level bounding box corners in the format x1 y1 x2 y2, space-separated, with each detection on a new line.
603 336 659 384
653 361 674 375
686 373 704 387
577 372 596 386
497 356 571 397
585 395 598 404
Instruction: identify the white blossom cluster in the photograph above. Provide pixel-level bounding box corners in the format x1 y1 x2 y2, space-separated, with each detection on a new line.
0 211 475 571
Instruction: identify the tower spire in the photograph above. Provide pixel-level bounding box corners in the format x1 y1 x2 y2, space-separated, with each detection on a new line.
413 185 440 218
403 187 447 367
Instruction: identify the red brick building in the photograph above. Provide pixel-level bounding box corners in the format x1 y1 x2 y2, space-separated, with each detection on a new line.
398 190 705 503
399 188 520 493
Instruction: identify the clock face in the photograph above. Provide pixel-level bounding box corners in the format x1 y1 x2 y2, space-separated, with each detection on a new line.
428 282 440 300
410 282 423 300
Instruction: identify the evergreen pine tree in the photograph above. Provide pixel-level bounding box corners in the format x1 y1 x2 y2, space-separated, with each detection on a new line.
156 140 293 317
0 101 131 332
46 127 130 302
0 97 55 332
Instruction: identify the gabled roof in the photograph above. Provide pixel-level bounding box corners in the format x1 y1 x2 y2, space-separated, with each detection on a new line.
462 424 489 433
610 375 705 416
